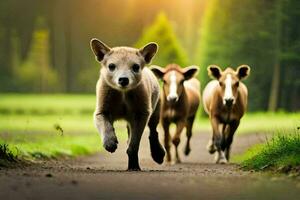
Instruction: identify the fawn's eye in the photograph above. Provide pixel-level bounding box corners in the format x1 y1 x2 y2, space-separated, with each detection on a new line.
132 63 140 73
108 63 116 72
235 81 240 87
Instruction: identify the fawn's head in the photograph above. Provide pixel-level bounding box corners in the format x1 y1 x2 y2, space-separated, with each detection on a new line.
208 65 250 107
91 39 158 91
151 64 199 103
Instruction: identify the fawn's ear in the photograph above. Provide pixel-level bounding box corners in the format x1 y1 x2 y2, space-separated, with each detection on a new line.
236 65 251 80
139 43 158 64
90 38 111 62
207 65 222 79
150 65 165 79
183 66 199 80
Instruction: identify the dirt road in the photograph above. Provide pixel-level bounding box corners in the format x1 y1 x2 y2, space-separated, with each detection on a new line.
0 131 299 200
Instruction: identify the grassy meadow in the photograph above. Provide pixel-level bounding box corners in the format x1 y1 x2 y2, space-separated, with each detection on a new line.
234 130 300 175
0 94 299 164
0 94 128 163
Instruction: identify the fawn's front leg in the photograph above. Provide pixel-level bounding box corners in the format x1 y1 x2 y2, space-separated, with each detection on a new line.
224 120 240 161
94 112 118 153
211 116 227 164
162 121 171 162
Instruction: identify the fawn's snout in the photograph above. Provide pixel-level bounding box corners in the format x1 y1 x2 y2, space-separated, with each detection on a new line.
167 94 179 103
118 77 129 87
223 97 234 107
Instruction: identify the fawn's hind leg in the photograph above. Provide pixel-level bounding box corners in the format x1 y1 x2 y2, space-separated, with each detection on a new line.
184 115 195 156
148 100 165 164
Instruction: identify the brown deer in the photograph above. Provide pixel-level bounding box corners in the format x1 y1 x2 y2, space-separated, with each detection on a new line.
90 38 165 171
203 65 250 164
151 64 200 163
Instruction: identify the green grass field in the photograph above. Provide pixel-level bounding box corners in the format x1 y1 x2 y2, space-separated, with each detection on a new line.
0 94 95 115
0 94 299 164
0 94 128 163
234 130 300 175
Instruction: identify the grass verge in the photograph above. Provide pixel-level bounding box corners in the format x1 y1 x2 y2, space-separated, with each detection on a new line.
0 134 101 159
0 143 18 167
235 129 300 175
0 124 127 167
0 133 102 168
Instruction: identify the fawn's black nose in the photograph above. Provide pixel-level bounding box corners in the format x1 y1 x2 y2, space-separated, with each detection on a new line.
225 98 234 107
118 77 129 87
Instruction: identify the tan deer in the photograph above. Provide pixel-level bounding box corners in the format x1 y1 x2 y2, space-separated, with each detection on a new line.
151 64 200 163
203 65 250 164
90 39 165 170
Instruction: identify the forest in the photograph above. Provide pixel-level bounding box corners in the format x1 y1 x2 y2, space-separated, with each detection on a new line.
0 0 299 111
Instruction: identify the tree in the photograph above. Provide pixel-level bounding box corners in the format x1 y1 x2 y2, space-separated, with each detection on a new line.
135 12 188 67
14 27 59 93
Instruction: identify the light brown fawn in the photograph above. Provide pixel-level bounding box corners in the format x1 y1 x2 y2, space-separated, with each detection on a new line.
203 65 250 164
151 64 200 163
90 38 165 170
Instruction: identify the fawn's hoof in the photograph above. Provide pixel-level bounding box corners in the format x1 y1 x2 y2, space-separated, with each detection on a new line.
184 146 191 156
151 144 165 164
127 166 141 171
103 135 118 153
207 140 216 154
215 152 228 164
171 159 181 165
165 154 171 163
149 137 165 164
218 158 228 164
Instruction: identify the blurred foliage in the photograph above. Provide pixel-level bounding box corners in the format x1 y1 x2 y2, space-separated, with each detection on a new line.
14 29 59 92
0 94 95 115
196 0 300 111
0 0 298 111
135 12 188 67
76 67 99 93
197 0 281 111
278 0 300 111
0 0 204 93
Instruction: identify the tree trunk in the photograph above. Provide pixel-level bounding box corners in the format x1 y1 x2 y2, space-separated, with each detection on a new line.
268 63 280 111
51 0 67 92
268 0 282 112
64 4 73 92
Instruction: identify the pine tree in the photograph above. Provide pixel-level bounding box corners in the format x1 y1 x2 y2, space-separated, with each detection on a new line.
135 12 188 67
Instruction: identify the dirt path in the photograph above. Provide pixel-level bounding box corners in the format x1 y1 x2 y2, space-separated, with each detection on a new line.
0 131 299 200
